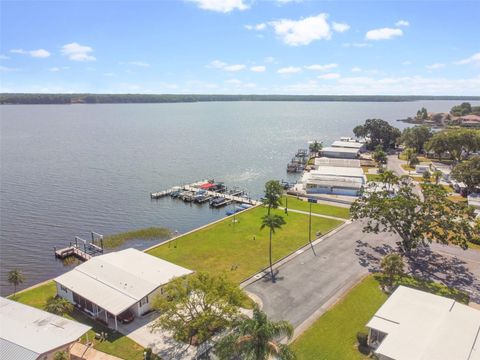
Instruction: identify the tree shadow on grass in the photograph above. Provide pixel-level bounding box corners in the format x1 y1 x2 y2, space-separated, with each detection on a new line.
354 240 480 302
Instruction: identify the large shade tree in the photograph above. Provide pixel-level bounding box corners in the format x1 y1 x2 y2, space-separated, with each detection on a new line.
400 126 433 153
353 119 401 150
351 176 476 254
452 156 480 193
151 272 246 345
215 306 295 360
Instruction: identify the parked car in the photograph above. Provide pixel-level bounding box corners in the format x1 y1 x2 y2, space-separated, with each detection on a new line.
118 310 134 324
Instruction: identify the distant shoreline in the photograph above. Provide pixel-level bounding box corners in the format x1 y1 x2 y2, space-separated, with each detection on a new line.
1 93 480 105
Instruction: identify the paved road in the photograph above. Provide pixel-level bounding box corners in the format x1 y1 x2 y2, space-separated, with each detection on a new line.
386 154 423 198
245 221 394 328
245 220 480 333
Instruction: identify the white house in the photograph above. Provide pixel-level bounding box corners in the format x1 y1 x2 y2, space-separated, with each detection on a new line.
367 286 480 360
55 248 193 330
314 157 361 168
0 297 91 360
331 140 366 152
320 146 360 159
301 166 366 196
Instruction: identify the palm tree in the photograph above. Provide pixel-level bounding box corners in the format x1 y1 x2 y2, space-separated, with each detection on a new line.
215 306 296 360
309 140 322 157
7 269 25 298
260 214 286 282
45 296 74 316
380 253 405 290
262 180 283 215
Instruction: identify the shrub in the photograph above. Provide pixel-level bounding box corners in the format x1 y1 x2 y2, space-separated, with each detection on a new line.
356 331 368 347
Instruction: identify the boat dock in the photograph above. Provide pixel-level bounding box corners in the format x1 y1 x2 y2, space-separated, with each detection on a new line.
150 180 261 207
54 232 104 262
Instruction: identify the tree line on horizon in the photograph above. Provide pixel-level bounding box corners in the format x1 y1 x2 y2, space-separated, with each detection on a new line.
2 93 480 105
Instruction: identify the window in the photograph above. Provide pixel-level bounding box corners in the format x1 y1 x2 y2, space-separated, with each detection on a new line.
60 285 68 293
139 296 149 306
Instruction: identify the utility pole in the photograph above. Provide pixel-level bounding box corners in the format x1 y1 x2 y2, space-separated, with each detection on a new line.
308 201 316 256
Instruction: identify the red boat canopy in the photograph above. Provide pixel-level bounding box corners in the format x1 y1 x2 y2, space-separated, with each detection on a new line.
200 183 216 190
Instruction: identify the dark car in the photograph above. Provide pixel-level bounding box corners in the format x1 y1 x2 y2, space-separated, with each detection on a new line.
118 310 134 324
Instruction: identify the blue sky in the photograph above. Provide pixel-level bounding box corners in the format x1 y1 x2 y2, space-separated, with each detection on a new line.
1 0 479 95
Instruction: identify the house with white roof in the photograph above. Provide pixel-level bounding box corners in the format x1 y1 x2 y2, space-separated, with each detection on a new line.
301 166 366 196
320 146 360 159
367 286 480 360
0 297 90 360
55 248 193 330
331 140 366 152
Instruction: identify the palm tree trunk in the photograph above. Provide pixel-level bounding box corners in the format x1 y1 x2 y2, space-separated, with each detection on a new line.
269 229 274 282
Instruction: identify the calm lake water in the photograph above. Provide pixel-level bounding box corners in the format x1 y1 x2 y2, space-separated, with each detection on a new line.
1 100 478 294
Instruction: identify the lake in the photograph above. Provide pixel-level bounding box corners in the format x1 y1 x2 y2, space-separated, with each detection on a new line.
1 100 478 294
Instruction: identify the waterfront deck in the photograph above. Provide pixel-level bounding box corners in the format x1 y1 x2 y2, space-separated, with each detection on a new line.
55 246 92 261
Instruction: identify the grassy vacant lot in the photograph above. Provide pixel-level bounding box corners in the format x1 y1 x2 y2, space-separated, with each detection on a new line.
292 275 469 359
11 282 145 360
292 276 387 360
283 196 350 219
148 206 343 283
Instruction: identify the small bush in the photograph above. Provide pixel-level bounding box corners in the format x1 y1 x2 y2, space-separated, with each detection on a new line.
357 331 368 347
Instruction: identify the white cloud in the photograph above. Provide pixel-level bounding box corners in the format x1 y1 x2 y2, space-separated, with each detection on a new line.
455 52 480 66
276 0 304 3
10 48 51 58
49 67 60 72
426 63 445 70
402 60 412 65
250 65 266 72
0 54 9 60
208 60 246 72
127 61 150 67
30 49 51 58
270 13 332 46
103 72 116 77
332 22 350 33
277 66 301 74
304 63 338 71
224 64 246 72
396 20 410 27
351 67 362 72
278 75 480 95
318 73 340 80
365 27 403 40
245 23 266 31
264 56 276 63
189 0 248 13
61 43 95 61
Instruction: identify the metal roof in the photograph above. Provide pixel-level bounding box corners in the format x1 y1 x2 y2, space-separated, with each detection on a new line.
367 286 480 360
55 248 193 315
0 297 90 359
321 146 360 154
331 141 365 149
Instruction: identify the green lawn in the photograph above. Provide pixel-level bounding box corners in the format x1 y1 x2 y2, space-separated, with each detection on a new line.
283 196 350 219
292 276 387 360
291 274 469 359
148 206 343 283
11 282 145 360
366 174 382 182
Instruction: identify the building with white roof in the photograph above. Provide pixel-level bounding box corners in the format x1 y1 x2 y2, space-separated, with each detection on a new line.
301 166 366 196
55 248 193 329
0 297 90 360
331 140 366 152
320 146 360 159
367 286 480 360
314 157 361 168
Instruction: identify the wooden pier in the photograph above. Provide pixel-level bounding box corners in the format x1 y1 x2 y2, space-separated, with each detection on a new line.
55 246 92 261
150 180 261 206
